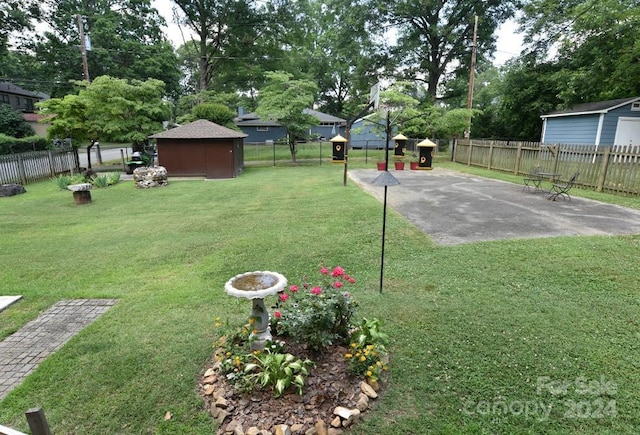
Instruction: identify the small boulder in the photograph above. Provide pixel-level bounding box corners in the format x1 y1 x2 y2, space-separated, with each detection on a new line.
0 183 26 197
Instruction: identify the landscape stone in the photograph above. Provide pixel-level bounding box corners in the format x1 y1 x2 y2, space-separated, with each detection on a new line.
360 381 378 399
0 183 26 197
133 165 168 188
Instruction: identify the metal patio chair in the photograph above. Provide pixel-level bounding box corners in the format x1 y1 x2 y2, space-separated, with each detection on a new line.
548 172 579 201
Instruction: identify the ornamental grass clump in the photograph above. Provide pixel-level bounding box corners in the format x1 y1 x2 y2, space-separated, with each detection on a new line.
271 265 358 351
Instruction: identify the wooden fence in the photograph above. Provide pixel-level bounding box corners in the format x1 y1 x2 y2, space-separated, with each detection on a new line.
0 147 80 185
453 139 640 196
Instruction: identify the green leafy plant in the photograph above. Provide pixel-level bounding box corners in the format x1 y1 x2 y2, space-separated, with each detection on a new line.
92 175 109 188
54 174 85 189
244 350 314 397
271 265 358 351
346 318 389 383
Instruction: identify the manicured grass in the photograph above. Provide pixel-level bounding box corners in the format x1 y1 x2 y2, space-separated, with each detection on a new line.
1 165 639 433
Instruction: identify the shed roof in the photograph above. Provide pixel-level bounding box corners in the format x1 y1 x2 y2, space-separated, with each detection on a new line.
150 119 247 139
541 97 640 119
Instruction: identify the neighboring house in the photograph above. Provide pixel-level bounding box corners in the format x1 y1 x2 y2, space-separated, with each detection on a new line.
150 119 247 179
349 114 395 149
234 108 346 143
541 97 640 146
0 82 49 136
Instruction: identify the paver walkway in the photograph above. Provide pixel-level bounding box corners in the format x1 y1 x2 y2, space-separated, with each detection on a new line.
0 299 117 400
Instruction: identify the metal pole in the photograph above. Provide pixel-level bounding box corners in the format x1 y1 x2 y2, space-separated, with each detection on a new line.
379 185 388 294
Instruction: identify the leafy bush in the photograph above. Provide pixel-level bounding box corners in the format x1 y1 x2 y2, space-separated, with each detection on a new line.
0 104 34 138
0 134 50 154
345 318 389 383
92 175 109 188
271 265 358 351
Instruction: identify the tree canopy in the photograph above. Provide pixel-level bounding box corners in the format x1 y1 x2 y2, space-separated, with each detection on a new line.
255 71 318 162
37 76 170 145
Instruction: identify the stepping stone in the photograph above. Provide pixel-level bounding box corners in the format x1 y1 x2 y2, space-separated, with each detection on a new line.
0 295 22 313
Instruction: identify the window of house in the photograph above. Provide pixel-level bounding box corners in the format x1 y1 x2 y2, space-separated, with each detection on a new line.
257 126 269 131
631 102 640 111
1 94 10 104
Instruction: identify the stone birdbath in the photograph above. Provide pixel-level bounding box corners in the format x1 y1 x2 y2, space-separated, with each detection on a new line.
224 271 287 350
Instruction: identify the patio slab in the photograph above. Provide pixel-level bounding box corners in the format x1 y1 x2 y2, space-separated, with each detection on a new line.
349 168 640 246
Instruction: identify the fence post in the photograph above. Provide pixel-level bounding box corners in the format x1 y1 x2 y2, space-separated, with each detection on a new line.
25 408 51 435
467 140 473 166
596 147 611 192
16 153 27 185
47 151 55 177
487 143 494 170
514 142 523 175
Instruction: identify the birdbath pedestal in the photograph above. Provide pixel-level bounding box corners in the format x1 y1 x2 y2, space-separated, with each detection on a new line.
224 271 287 350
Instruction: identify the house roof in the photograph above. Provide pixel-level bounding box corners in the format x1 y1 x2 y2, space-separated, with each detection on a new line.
23 113 51 122
303 108 346 125
541 97 640 119
149 119 247 139
234 109 346 126
0 82 41 98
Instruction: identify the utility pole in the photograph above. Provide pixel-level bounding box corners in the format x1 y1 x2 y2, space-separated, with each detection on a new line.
77 15 90 82
465 15 478 139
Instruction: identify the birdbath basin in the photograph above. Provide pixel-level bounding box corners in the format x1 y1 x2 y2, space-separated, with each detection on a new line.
224 271 287 350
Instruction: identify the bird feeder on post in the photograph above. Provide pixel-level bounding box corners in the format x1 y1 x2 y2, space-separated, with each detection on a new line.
417 138 437 170
330 134 347 163
392 133 407 159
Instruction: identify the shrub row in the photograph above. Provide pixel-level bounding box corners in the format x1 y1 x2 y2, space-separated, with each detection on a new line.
0 134 51 155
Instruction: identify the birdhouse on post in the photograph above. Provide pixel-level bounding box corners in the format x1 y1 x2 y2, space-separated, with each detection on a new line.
417 138 436 170
330 134 347 163
392 133 407 158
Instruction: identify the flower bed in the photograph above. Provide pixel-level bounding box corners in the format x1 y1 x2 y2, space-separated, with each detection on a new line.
201 265 389 434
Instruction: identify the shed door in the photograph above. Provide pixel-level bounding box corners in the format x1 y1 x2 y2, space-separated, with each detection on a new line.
614 117 640 145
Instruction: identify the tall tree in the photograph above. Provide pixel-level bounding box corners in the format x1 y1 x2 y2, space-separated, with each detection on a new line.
19 0 180 98
383 0 519 97
520 0 640 105
255 71 318 163
172 0 291 92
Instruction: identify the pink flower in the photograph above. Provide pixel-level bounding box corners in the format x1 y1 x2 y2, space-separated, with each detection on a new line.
346 276 356 284
320 266 329 275
289 284 299 293
311 286 322 295
331 266 345 277
279 293 289 302
274 310 282 319
333 281 343 288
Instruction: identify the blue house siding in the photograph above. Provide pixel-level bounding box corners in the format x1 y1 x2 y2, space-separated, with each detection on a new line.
309 125 345 140
543 115 600 144
541 97 640 146
600 104 640 144
240 126 288 143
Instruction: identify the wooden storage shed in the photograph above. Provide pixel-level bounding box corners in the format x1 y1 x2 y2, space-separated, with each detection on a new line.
150 120 247 179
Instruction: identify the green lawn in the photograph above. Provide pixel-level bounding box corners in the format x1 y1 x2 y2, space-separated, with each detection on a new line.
1 162 639 433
